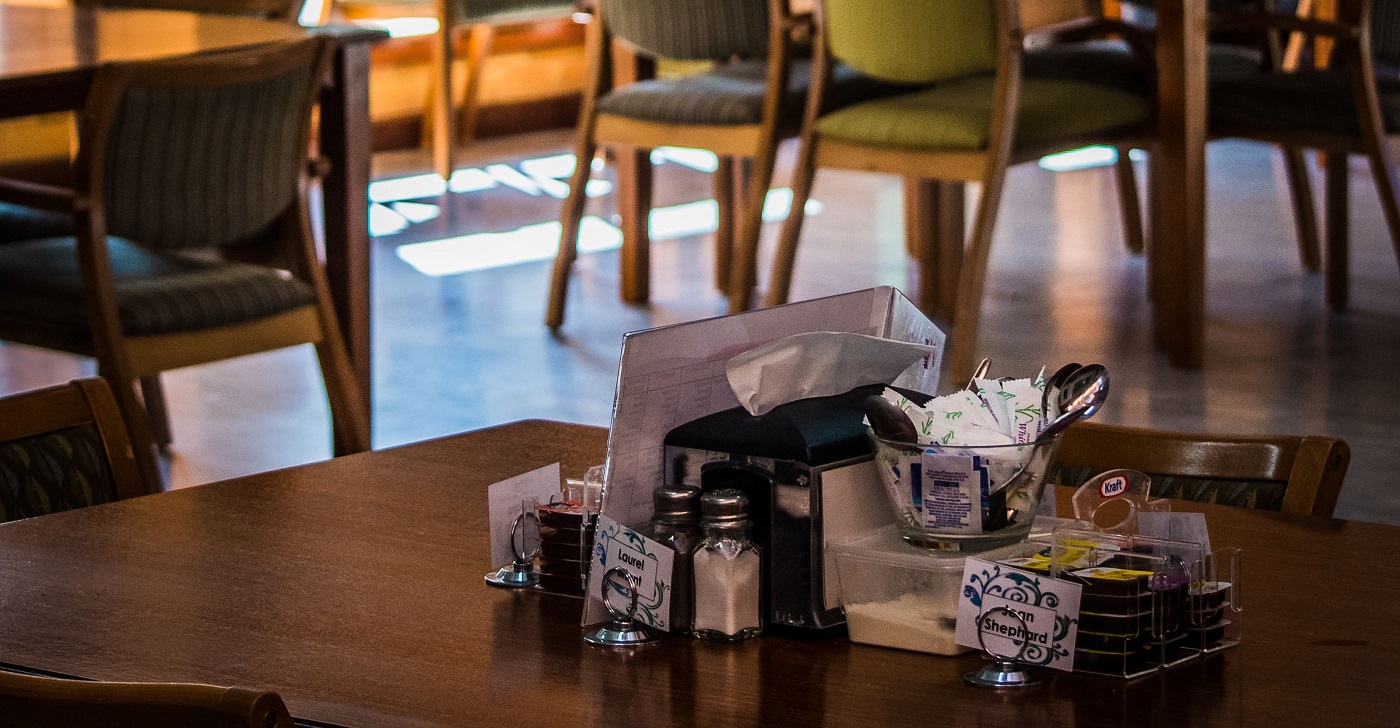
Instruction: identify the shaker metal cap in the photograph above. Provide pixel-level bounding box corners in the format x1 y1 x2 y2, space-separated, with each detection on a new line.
700 489 749 522
653 485 701 523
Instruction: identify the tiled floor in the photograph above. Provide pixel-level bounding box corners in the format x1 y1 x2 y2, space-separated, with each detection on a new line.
2 132 1397 524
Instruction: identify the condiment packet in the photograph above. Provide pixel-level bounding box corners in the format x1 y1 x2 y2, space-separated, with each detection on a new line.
882 388 1006 447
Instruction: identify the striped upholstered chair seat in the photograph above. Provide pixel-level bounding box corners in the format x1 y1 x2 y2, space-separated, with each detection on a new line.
0 236 315 339
0 202 73 244
596 59 910 130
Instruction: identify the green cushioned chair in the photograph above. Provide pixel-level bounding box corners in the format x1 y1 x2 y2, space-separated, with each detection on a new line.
0 378 144 523
545 0 913 328
1053 421 1349 518
1209 0 1400 309
761 0 1151 383
0 39 370 493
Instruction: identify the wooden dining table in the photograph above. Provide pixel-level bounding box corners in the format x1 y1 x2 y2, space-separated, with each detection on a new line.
0 2 386 418
0 419 1393 727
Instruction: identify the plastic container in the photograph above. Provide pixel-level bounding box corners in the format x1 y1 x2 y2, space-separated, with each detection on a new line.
868 431 1062 550
830 525 1037 655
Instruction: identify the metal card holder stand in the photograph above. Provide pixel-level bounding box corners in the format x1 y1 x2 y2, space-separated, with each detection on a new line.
965 606 1043 688
584 566 660 647
486 499 542 588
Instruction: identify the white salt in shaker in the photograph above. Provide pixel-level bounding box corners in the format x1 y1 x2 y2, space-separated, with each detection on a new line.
692 489 762 642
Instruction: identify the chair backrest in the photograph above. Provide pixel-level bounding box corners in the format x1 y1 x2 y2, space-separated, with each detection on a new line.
75 0 305 21
452 0 577 24
1051 421 1349 517
1368 0 1400 64
599 0 771 61
78 38 326 252
0 671 293 728
821 0 998 83
0 378 144 523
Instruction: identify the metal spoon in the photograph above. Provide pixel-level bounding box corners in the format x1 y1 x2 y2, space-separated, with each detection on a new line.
1040 362 1080 420
1036 404 1091 443
1056 363 1109 421
966 357 992 391
864 395 919 444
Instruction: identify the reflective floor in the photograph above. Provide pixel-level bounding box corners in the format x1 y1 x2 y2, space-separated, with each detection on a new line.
2 132 1397 524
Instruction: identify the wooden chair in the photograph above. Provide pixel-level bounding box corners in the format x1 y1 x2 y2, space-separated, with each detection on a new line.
1025 0 1327 269
1210 0 1400 309
0 39 371 495
1053 421 1350 517
763 0 1152 383
328 0 578 180
0 378 144 523
545 0 909 327
0 670 293 728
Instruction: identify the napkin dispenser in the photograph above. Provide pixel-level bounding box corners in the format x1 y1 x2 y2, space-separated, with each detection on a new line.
663 384 895 630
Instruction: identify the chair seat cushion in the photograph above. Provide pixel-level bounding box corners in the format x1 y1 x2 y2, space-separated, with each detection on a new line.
1022 39 1263 97
1023 39 1153 96
1211 69 1400 137
815 75 1149 151
0 236 316 339
0 202 74 244
595 59 912 128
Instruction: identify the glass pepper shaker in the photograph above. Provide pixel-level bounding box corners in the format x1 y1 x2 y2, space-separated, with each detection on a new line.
651 485 701 634
692 489 762 642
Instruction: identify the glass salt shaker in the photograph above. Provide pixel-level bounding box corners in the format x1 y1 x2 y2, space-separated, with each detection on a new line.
651 484 701 634
692 489 762 642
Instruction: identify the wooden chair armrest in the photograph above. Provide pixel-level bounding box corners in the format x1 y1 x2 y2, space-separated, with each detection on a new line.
1023 15 1112 41
1212 11 1361 40
0 177 85 214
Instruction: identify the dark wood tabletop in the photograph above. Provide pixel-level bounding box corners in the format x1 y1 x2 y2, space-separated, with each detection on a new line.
0 419 1392 727
0 2 384 420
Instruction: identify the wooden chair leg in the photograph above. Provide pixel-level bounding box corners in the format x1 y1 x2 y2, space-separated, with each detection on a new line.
903 178 924 258
313 334 371 456
714 156 735 294
1364 145 1400 279
905 178 965 323
945 163 1011 386
617 146 653 304
725 143 778 312
429 15 459 180
1282 145 1322 272
138 374 172 452
1114 147 1147 256
458 24 494 145
1324 151 1350 310
762 140 818 308
545 136 597 328
100 363 163 495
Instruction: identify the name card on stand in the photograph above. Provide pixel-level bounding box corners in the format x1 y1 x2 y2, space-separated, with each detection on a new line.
955 558 1082 672
586 514 675 631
